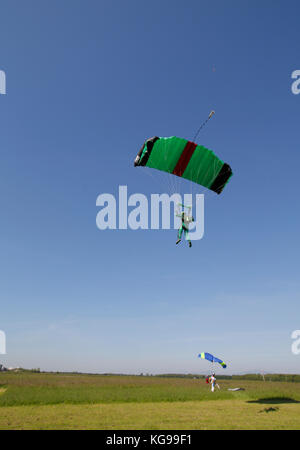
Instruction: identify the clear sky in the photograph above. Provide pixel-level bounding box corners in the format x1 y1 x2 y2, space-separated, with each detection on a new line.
0 0 299 375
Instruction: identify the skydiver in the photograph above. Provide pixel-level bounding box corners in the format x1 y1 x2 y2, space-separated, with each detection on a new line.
210 373 220 392
176 211 194 248
210 373 216 392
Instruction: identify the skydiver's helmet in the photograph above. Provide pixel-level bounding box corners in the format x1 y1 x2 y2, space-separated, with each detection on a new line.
212 373 215 377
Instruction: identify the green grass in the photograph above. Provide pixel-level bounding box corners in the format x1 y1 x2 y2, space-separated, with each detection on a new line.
0 372 299 429
0 373 233 406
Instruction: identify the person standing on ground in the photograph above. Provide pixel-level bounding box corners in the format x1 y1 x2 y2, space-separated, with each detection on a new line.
209 373 220 392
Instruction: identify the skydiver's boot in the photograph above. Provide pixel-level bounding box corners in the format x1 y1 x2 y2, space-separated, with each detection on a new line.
189 241 192 248
176 239 181 245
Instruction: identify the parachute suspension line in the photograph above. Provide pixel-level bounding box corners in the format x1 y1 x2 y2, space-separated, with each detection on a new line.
192 110 215 144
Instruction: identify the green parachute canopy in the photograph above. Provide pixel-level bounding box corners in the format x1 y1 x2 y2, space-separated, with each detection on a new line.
134 136 232 194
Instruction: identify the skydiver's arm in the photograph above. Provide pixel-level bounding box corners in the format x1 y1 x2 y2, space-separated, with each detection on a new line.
185 216 194 223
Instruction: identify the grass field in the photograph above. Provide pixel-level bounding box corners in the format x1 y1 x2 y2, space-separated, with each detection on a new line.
0 372 299 429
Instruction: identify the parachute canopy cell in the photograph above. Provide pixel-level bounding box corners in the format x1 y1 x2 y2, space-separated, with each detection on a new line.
198 352 227 369
134 136 233 194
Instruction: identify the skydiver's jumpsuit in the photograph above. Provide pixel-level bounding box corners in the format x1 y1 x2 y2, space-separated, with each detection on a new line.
209 375 220 392
177 213 194 245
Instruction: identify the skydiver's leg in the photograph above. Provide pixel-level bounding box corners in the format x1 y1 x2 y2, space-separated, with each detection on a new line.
178 227 183 239
184 227 192 247
176 226 183 244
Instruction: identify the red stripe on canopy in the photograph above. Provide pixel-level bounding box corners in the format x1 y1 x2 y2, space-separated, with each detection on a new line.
172 141 197 177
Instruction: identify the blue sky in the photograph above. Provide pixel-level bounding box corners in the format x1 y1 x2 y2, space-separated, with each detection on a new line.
0 0 299 374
